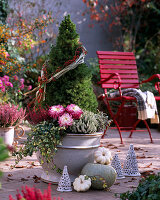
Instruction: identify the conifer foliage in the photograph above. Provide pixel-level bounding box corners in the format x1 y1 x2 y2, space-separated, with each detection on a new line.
46 15 98 112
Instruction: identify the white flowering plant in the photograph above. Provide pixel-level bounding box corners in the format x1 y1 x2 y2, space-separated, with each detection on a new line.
14 104 108 163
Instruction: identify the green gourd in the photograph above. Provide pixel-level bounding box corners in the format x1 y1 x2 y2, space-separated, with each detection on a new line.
81 163 117 190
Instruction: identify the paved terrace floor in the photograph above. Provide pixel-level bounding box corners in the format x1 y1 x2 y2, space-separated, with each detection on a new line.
0 126 160 200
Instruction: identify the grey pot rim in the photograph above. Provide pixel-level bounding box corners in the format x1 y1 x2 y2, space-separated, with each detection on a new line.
65 132 103 137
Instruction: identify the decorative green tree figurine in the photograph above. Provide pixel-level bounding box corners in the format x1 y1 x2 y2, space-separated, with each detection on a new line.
45 15 98 112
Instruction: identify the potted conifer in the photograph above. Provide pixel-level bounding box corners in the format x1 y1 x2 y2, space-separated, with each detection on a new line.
15 15 109 184
45 15 98 112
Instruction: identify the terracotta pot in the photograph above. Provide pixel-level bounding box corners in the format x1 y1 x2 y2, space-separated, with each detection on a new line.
37 132 103 184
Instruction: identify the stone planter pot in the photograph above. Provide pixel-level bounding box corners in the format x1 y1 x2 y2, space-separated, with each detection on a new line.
0 126 24 146
0 127 14 146
37 132 103 184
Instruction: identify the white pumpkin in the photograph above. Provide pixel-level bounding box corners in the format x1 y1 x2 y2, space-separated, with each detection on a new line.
73 175 91 192
94 147 112 165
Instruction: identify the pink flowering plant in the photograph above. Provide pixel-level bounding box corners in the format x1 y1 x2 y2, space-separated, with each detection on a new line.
0 75 32 106
9 184 63 200
14 104 108 164
0 103 26 128
48 105 65 119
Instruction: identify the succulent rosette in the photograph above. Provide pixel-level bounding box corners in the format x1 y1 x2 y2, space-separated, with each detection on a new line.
66 104 83 119
48 105 65 119
58 112 73 127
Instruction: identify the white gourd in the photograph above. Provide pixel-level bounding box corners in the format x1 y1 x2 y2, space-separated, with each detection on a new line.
94 147 112 165
73 175 91 192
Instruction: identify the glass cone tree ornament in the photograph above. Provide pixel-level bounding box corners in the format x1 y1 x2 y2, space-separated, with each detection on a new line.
57 165 72 192
123 144 141 177
111 153 125 179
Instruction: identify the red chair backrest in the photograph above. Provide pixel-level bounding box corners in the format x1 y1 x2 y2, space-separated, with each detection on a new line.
96 51 140 89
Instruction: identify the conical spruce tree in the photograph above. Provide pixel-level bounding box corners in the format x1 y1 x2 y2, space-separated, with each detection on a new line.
45 15 98 112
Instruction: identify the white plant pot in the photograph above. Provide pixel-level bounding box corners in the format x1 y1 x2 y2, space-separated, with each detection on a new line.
37 132 103 184
0 127 14 146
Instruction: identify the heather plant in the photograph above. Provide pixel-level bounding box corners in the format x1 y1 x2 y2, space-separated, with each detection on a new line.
0 103 26 128
9 184 63 200
26 106 51 125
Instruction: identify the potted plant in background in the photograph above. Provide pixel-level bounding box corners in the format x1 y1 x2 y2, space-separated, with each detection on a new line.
0 103 26 146
0 75 27 146
14 104 109 183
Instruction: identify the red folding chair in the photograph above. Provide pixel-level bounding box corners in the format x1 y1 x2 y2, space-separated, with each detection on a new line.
96 51 160 144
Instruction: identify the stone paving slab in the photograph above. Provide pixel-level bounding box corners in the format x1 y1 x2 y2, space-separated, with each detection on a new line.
0 126 160 200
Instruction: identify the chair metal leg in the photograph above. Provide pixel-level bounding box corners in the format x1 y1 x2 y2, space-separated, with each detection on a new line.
129 119 141 138
103 99 125 144
113 118 123 144
143 120 153 143
104 100 124 144
129 119 153 143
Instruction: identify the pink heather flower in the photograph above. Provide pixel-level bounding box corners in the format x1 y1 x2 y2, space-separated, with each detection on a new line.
13 75 19 81
27 85 32 90
66 104 83 119
19 84 24 90
49 105 65 119
58 113 73 127
3 75 9 81
20 78 24 84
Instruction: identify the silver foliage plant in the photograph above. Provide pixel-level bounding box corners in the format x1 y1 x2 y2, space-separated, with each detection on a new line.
68 110 108 134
